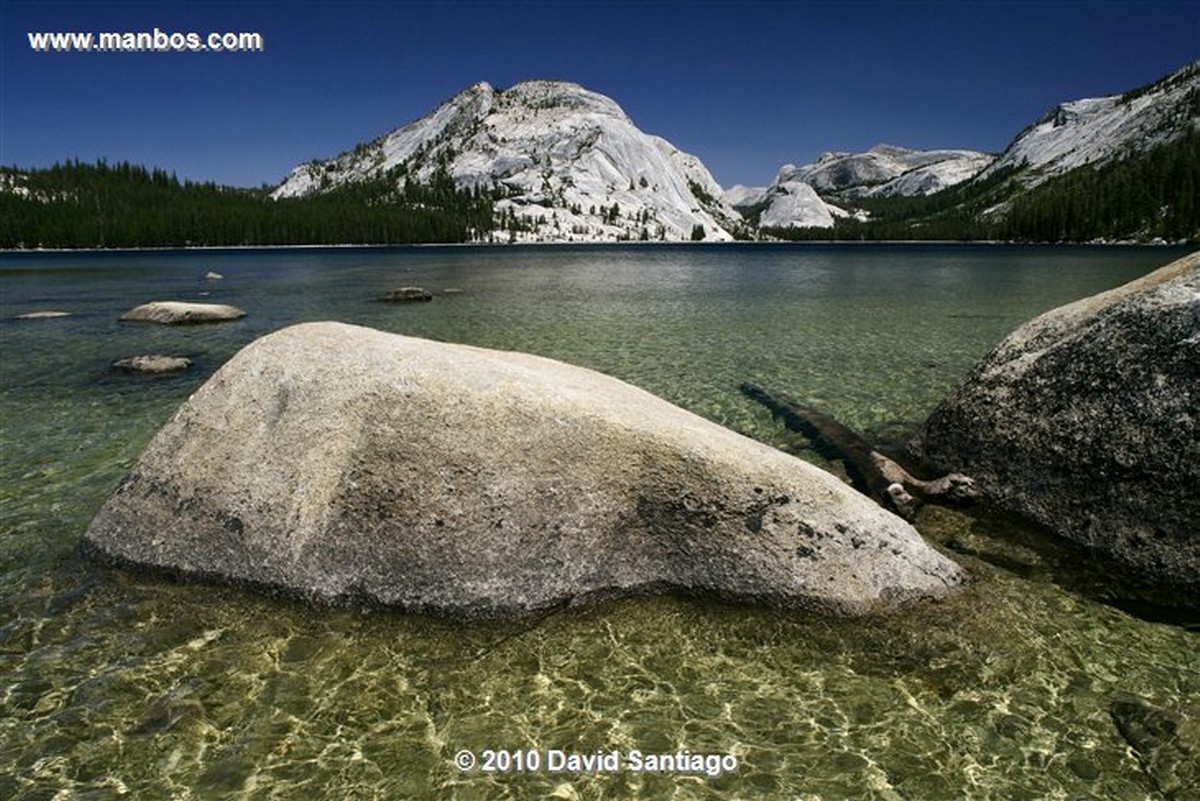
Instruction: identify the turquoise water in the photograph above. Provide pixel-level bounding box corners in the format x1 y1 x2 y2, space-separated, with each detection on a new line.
1 244 1196 799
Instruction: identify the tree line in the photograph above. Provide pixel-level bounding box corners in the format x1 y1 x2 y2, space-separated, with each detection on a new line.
3 132 1197 248
997 129 1199 242
0 160 494 249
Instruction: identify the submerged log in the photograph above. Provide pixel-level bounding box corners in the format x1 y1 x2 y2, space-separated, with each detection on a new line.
740 382 978 520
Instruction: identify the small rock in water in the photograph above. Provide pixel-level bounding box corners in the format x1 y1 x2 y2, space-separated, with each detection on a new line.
204 271 224 281
113 355 193 374
120 301 246 325
14 310 72 320
377 287 433 303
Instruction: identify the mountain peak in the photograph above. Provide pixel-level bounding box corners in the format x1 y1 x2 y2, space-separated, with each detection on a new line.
273 79 739 241
496 80 629 121
867 143 913 156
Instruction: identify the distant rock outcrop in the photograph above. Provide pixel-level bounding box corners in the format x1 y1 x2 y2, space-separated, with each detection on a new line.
780 144 993 199
119 302 246 324
730 145 991 229
756 180 851 229
913 251 1200 593
83 322 964 619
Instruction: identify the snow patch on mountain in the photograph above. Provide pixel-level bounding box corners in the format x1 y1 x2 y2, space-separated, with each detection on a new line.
273 80 741 242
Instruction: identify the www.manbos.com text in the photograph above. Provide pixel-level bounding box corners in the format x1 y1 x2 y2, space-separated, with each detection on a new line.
27 28 264 54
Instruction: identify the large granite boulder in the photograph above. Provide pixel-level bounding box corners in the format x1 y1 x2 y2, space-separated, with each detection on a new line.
83 322 963 619
914 251 1199 592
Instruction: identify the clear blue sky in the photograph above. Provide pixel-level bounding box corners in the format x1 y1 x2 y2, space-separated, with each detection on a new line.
3 1 1197 189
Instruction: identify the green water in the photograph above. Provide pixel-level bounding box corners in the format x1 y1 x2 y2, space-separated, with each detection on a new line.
1 244 1196 799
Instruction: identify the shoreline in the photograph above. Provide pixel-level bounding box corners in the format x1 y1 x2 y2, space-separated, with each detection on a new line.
1 239 1191 256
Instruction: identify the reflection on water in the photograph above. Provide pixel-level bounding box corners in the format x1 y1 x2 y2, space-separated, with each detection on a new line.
1 244 1197 799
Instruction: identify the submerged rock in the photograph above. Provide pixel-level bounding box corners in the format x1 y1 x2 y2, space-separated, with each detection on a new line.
377 287 433 302
82 322 963 619
112 355 193 374
120 301 245 325
914 251 1200 594
1110 694 1200 799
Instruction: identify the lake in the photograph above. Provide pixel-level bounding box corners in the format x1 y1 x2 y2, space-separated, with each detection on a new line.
1 243 1196 799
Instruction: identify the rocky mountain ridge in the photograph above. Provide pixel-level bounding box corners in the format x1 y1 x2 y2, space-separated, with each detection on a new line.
270 62 1199 240
979 61 1200 187
778 144 995 199
723 144 993 229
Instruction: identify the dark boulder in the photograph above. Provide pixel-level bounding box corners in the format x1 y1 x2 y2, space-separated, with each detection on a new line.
914 252 1199 594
